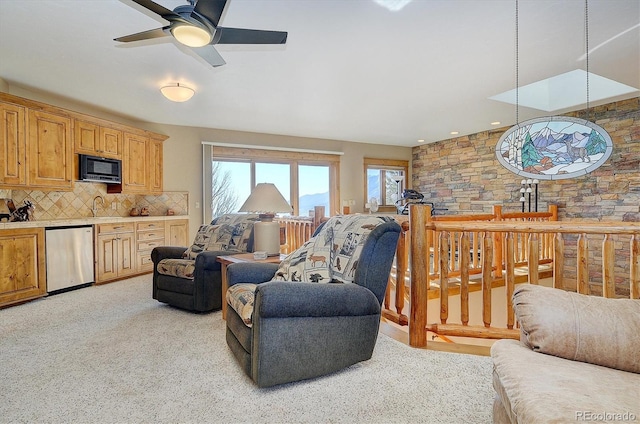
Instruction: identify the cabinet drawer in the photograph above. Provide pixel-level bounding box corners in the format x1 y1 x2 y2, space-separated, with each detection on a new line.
137 240 162 251
137 221 165 231
137 251 154 271
96 223 134 235
137 231 164 242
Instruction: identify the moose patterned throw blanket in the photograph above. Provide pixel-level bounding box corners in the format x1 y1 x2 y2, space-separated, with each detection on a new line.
273 214 395 284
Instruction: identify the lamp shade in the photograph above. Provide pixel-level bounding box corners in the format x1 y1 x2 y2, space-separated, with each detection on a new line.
238 183 292 215
160 83 195 102
238 183 292 256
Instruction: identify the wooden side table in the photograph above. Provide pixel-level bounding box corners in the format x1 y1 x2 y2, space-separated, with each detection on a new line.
217 253 285 319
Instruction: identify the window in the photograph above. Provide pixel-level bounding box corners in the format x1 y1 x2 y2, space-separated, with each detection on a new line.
364 158 409 213
204 145 340 221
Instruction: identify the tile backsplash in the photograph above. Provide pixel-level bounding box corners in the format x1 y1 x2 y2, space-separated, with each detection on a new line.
1 182 188 220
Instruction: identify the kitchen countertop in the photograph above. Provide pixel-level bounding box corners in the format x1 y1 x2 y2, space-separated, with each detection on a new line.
0 215 189 230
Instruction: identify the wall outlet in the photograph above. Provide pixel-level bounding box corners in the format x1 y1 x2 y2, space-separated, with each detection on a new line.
195 202 200 209
111 202 117 210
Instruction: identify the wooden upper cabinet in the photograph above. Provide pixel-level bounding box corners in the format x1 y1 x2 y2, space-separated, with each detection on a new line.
74 120 99 154
0 93 165 193
100 127 123 158
0 101 27 186
28 110 73 190
149 137 163 193
123 132 149 193
74 119 123 159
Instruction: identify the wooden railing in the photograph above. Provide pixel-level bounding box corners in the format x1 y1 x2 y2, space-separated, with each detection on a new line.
408 204 640 348
277 206 327 254
382 204 557 327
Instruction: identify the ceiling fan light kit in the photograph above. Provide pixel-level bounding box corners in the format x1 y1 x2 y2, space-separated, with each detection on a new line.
171 24 212 47
160 83 195 102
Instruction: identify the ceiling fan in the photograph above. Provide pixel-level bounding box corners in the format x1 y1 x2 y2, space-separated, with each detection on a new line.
115 0 288 67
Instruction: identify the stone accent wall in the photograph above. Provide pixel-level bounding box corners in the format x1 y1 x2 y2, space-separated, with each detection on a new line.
412 97 640 295
1 182 188 220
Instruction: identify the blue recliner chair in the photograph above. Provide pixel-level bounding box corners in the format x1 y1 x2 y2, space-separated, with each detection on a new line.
225 214 401 387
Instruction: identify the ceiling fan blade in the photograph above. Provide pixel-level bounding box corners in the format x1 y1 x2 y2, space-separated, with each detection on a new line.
128 0 183 21
193 0 228 28
114 26 170 43
213 27 288 45
191 45 227 67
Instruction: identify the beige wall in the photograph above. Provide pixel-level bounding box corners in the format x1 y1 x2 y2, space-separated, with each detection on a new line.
2 81 412 240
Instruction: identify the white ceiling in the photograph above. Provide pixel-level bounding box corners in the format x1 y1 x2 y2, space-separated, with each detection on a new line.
0 0 638 148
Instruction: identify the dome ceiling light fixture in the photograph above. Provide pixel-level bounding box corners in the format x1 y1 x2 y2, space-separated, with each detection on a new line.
160 83 195 102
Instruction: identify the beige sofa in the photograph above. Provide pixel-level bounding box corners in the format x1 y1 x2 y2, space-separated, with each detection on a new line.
491 284 640 423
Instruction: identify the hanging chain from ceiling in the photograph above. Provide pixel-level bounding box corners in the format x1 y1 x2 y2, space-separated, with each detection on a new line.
515 0 519 127
585 0 591 121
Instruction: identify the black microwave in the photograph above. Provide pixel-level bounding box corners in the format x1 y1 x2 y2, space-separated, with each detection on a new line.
79 154 122 184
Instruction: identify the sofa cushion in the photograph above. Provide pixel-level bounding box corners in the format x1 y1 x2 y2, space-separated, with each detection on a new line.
272 215 396 284
513 284 640 373
157 258 196 280
226 283 257 327
491 339 640 423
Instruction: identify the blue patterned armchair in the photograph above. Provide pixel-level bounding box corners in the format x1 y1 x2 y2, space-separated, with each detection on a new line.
151 214 259 312
225 214 401 387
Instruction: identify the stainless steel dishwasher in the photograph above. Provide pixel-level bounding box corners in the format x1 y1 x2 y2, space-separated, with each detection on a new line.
45 225 95 294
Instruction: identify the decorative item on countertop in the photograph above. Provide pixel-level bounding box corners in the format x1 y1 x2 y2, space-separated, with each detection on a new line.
0 199 11 222
130 207 140 217
8 200 35 222
140 207 150 216
166 209 175 216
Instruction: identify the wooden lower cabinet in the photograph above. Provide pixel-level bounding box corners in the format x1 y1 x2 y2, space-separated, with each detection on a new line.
95 223 136 283
95 218 189 284
165 219 189 247
0 228 46 307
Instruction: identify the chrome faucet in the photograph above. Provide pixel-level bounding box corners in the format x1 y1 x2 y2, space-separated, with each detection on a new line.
92 195 105 217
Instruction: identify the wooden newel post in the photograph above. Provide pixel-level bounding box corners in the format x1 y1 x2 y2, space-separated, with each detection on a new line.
409 204 428 347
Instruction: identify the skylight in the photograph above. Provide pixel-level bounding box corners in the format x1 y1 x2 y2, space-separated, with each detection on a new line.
489 69 639 112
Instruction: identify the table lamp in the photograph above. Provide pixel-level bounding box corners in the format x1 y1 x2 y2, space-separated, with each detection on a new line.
238 183 292 256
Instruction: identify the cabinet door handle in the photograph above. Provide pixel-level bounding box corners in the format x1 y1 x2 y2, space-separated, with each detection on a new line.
113 226 124 229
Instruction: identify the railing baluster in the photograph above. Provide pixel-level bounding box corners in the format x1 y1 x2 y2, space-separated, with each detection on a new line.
603 234 616 298
395 222 408 320
459 231 470 326
528 233 539 285
505 232 515 329
482 233 493 328
631 234 640 299
553 233 564 289
439 231 449 325
577 233 590 295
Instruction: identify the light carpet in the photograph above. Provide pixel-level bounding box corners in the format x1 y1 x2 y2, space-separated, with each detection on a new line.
0 275 494 424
